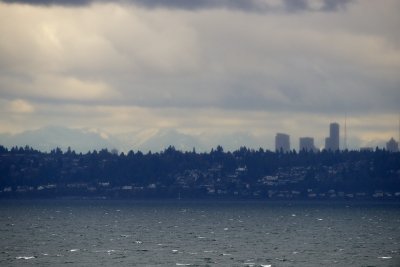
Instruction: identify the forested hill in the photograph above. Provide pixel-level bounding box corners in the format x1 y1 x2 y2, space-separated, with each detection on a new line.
0 145 399 199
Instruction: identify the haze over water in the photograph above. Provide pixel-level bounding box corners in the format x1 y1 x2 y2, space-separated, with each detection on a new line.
0 200 399 267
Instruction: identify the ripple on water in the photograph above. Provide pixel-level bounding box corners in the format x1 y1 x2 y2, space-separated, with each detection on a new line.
1 200 400 267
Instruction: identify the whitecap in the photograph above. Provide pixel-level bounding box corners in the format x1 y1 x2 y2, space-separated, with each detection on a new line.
70 249 79 252
378 256 392 259
317 218 323 221
16 256 35 260
176 263 191 266
260 265 272 267
172 249 179 253
135 241 142 244
224 228 229 231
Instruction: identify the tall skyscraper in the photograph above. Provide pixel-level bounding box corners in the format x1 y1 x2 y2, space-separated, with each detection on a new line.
299 137 316 152
275 133 290 153
325 122 340 151
330 123 340 150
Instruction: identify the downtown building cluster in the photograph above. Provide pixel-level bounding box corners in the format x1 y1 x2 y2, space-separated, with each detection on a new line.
275 122 399 153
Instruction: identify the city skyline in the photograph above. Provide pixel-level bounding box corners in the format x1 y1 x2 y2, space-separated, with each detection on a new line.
0 0 399 151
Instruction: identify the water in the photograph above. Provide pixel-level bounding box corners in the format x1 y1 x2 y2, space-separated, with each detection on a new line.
0 200 399 266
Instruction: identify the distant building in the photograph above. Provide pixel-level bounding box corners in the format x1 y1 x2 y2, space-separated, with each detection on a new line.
325 137 331 150
275 133 290 153
386 138 399 152
325 122 339 151
299 137 316 152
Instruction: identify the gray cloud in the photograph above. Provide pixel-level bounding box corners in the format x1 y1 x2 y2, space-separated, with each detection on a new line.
1 0 92 6
0 0 354 12
282 0 308 12
321 0 352 11
283 0 352 12
0 0 399 150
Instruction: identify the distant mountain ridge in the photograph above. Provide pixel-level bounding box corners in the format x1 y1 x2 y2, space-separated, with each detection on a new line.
0 126 267 153
0 126 119 153
115 128 206 153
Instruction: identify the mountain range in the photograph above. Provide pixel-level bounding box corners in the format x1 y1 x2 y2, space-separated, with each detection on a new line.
0 126 266 153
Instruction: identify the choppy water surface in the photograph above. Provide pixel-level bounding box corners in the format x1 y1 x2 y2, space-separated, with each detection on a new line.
0 200 399 267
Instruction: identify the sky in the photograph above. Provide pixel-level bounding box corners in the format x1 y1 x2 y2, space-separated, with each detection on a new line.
0 0 399 151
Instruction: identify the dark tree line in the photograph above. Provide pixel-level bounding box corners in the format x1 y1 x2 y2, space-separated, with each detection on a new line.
0 145 399 197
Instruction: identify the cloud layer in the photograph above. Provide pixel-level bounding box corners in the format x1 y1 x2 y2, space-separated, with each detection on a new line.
1 0 353 12
0 0 399 150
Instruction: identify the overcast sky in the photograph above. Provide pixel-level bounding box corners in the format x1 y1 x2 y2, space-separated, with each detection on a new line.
0 0 399 150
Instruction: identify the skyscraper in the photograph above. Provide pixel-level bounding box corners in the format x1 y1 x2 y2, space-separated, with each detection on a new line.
275 133 290 153
325 122 340 151
299 137 316 152
330 123 340 150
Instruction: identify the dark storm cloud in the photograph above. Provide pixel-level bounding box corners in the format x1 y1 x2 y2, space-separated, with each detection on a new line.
1 0 353 12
